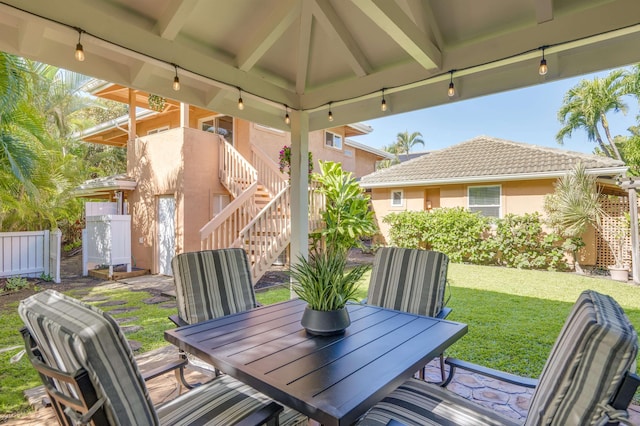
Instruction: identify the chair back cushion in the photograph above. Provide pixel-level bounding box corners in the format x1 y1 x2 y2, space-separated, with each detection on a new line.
19 290 157 425
172 248 257 324
525 290 638 425
368 247 448 317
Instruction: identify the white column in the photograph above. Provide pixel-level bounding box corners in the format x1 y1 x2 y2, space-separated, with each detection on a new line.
289 110 310 264
629 188 639 283
127 89 137 175
180 102 189 128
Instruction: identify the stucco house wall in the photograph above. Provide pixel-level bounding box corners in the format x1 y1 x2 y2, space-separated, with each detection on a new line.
361 136 628 268
78 83 390 274
370 179 599 265
128 127 221 272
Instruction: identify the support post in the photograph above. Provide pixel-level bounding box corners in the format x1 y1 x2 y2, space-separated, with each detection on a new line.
127 88 137 175
180 102 189 128
289 111 310 298
629 188 639 284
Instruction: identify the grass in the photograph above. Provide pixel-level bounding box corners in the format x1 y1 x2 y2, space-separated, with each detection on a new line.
2 265 639 418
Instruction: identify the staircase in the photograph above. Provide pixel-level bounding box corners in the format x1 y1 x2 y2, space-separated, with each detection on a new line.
200 140 309 282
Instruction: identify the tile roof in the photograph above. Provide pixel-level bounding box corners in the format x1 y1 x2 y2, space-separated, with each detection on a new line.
360 136 626 187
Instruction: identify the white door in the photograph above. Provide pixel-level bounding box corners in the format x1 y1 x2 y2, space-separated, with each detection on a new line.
157 196 175 276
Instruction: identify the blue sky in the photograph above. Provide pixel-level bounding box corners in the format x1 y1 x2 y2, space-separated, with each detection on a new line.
351 69 638 155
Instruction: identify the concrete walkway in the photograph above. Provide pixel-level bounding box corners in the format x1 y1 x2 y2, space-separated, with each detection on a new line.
8 266 640 424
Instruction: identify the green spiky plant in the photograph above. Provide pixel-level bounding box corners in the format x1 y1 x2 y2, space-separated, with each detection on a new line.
290 161 375 311
290 248 368 311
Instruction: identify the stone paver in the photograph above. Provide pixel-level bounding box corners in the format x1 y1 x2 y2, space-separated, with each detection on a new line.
143 295 172 304
97 299 127 307
120 325 143 334
106 306 139 315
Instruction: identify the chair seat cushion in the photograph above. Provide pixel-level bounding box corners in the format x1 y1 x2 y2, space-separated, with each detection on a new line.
157 374 306 426
357 378 520 426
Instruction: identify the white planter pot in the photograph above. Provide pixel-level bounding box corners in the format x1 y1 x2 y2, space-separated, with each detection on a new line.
608 266 629 282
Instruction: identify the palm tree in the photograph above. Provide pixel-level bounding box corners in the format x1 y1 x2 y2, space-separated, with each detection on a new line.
556 70 626 160
395 131 424 161
0 53 44 185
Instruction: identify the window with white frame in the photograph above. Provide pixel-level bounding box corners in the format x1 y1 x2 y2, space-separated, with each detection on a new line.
198 115 234 144
391 189 404 207
325 131 343 150
468 185 501 217
147 126 169 135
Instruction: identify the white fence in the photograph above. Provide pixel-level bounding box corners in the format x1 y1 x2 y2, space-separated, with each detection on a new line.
0 230 61 283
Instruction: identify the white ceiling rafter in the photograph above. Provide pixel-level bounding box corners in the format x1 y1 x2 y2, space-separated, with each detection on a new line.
205 87 228 110
416 0 444 51
312 0 371 77
130 62 155 88
17 19 44 56
353 0 441 71
534 0 554 24
295 0 313 94
155 0 200 40
237 0 300 72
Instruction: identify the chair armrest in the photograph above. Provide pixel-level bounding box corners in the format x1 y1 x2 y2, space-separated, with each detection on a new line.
168 314 189 327
141 357 188 381
235 401 283 426
386 420 408 426
443 358 538 389
436 307 452 319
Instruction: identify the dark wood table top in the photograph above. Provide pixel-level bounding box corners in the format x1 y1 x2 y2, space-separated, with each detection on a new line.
165 298 467 426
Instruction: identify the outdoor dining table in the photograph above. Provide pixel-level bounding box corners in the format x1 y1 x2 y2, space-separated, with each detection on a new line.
164 298 468 426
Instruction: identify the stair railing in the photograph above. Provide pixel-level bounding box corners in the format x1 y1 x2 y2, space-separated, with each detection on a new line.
219 140 257 198
251 145 288 196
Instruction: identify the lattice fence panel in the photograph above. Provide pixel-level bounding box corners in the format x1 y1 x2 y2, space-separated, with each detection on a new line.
596 195 632 269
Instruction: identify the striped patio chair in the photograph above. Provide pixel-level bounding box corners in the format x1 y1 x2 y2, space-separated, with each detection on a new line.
170 248 258 376
19 289 305 426
366 247 451 380
171 248 258 326
357 290 640 426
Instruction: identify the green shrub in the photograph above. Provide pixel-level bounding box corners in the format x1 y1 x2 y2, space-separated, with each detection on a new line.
384 209 570 270
421 208 494 264
39 272 53 282
383 208 493 263
4 276 29 291
383 211 430 249
494 213 568 270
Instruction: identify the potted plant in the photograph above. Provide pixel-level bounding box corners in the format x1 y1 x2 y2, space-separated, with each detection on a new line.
608 213 630 281
290 248 368 335
289 161 376 335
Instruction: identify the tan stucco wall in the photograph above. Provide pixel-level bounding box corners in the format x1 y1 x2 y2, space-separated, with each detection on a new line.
370 178 597 266
128 127 222 272
244 122 377 178
120 111 384 271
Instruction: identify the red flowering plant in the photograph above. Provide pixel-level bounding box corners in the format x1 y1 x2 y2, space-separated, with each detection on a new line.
279 145 314 182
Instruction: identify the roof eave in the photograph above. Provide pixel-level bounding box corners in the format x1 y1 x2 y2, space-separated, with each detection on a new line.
360 166 628 188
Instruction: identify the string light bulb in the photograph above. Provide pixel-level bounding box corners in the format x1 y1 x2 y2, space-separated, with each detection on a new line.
172 65 180 91
381 89 387 112
74 29 85 62
284 105 290 125
328 102 334 122
237 88 244 110
447 71 455 97
539 47 548 75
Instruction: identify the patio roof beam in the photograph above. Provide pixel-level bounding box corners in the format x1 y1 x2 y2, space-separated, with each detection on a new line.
295 0 313 95
155 0 200 40
237 0 300 72
312 0 371 77
352 0 441 71
535 0 554 24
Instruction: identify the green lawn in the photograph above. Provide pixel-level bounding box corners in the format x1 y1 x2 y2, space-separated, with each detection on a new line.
1 265 639 418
